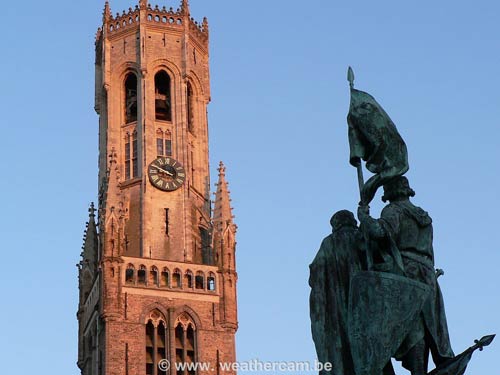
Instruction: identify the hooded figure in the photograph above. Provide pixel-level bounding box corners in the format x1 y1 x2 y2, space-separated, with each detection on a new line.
347 67 409 206
309 210 365 375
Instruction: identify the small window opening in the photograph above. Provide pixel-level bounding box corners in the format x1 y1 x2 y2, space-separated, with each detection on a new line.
155 71 172 121
207 275 216 291
161 269 169 287
132 131 138 178
200 227 213 265
125 134 131 180
146 321 155 375
150 268 159 286
184 272 193 289
175 324 184 375
195 273 204 290
187 82 194 133
125 266 135 284
173 270 181 288
138 266 147 284
125 73 138 123
165 208 169 235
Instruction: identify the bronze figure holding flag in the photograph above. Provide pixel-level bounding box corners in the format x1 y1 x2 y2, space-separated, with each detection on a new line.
309 68 494 375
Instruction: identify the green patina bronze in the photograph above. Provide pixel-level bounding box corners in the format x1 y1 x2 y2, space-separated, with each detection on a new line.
308 68 494 375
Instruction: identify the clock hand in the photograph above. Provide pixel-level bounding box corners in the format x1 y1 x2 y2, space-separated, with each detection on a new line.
152 165 174 176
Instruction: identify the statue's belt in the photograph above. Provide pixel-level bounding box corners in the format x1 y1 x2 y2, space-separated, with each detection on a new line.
400 251 435 271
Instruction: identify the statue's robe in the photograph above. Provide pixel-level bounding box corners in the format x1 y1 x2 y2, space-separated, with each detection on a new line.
378 201 455 365
309 227 364 375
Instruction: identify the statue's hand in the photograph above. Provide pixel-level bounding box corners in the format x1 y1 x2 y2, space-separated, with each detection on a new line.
357 205 370 222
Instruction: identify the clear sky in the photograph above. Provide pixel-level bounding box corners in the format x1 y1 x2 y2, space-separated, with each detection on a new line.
0 0 498 374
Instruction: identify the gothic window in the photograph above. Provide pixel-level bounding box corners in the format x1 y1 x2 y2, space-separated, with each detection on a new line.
195 271 205 290
187 82 194 133
161 268 170 287
175 314 197 375
146 310 168 375
173 269 182 288
156 129 173 157
125 73 138 123
184 270 193 289
150 266 159 286
132 131 138 178
124 131 139 180
125 133 131 180
200 227 213 265
155 71 172 121
207 272 216 292
125 264 135 284
138 265 147 284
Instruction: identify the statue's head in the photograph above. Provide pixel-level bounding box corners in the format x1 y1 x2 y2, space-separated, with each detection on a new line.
382 176 415 203
330 210 358 231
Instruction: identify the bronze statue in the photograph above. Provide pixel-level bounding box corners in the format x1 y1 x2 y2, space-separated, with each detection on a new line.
309 210 364 375
357 176 454 375
309 68 494 375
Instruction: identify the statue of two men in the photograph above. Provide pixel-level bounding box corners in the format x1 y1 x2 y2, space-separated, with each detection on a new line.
310 176 454 375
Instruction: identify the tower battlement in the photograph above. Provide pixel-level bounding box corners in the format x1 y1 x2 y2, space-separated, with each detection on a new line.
96 1 208 44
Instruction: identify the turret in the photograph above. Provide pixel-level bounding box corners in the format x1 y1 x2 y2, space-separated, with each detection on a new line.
213 162 238 330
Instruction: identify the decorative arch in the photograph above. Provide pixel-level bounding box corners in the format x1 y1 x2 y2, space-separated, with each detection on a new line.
186 70 206 98
154 70 172 121
160 267 170 287
183 269 194 289
125 263 135 284
174 311 198 374
149 266 159 286
144 308 168 375
195 271 205 290
172 305 203 330
124 72 138 123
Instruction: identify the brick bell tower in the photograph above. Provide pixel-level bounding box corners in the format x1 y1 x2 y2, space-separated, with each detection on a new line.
77 1 238 375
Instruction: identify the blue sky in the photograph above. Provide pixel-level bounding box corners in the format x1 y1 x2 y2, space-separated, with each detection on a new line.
0 0 498 374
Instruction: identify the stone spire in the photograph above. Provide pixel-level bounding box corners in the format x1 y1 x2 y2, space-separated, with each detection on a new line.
103 1 112 23
139 0 148 10
180 0 190 15
213 162 234 230
81 202 99 271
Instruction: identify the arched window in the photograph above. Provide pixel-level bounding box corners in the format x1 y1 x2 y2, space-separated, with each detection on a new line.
138 265 147 285
125 73 138 123
195 271 205 290
187 82 194 133
207 272 216 292
200 227 213 265
173 269 182 288
184 270 193 289
150 266 159 286
156 129 173 157
124 131 139 180
175 314 197 375
146 310 168 375
155 71 172 121
125 264 135 284
161 267 170 287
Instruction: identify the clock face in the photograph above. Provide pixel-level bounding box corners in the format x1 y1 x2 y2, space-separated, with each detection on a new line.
148 157 186 191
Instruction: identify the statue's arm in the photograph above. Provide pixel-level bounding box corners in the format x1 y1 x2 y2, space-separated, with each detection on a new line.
357 206 387 238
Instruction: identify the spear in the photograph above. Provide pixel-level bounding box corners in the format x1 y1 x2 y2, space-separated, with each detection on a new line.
428 334 495 375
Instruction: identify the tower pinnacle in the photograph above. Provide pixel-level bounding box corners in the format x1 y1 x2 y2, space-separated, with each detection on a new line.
181 0 190 15
213 162 234 230
103 1 111 23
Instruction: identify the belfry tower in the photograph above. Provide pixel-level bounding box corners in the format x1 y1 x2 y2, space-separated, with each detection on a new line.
77 1 238 375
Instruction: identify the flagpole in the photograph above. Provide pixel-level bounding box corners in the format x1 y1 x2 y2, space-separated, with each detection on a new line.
356 163 365 204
